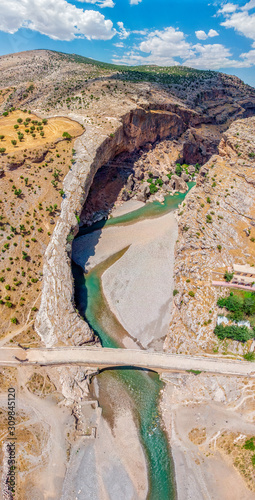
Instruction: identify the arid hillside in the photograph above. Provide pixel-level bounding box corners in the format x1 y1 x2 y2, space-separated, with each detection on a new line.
165 116 255 356
0 49 254 348
0 50 255 500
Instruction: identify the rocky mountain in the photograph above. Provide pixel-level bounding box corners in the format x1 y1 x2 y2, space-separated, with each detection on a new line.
164 116 255 356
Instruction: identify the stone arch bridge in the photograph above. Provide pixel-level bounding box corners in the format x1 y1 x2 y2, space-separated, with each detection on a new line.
0 347 254 377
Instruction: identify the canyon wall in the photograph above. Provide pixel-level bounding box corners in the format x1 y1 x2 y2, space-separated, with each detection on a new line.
35 104 198 346
164 116 255 356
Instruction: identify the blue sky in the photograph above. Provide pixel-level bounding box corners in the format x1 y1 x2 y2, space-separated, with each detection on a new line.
0 0 255 86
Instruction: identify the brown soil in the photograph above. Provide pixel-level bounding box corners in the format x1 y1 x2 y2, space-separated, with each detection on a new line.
0 110 83 153
215 432 255 492
188 427 207 445
0 109 83 345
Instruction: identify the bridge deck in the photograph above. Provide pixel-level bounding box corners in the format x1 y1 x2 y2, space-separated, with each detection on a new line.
0 347 254 377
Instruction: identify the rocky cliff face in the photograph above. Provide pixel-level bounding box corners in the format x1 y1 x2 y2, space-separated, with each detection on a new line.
35 104 199 346
164 116 255 356
1 50 253 348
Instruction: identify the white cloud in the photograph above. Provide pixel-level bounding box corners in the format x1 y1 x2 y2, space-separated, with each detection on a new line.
240 49 255 65
221 10 255 41
130 0 142 4
195 30 208 40
218 3 237 14
114 42 124 47
139 27 193 59
208 29 219 37
133 29 148 35
77 0 115 7
195 29 219 40
242 0 255 10
0 0 116 40
112 26 253 70
112 51 179 66
117 21 130 39
184 43 249 69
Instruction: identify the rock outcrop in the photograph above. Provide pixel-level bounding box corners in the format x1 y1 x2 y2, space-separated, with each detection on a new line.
35 104 199 346
164 116 255 356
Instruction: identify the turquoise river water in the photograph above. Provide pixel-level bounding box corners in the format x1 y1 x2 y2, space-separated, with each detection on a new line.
72 184 194 499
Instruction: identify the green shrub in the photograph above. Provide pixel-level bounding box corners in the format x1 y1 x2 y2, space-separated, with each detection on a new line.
243 352 255 361
188 291 195 297
175 164 183 177
63 132 72 140
149 183 158 194
173 289 179 296
243 437 255 451
214 324 253 342
224 271 234 282
10 317 18 324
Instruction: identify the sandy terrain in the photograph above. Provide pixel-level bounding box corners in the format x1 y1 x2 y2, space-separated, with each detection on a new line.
72 211 178 348
161 372 255 500
0 110 83 153
111 200 145 218
0 115 81 343
61 407 148 500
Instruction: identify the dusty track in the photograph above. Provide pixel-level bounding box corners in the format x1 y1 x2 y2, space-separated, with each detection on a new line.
0 346 254 376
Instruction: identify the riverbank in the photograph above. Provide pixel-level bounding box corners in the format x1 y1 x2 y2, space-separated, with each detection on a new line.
161 372 255 500
72 211 178 349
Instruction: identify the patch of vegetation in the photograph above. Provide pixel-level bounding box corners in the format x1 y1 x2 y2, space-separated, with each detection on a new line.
243 352 255 361
224 271 234 282
217 291 255 321
214 324 254 342
243 437 255 451
186 369 202 375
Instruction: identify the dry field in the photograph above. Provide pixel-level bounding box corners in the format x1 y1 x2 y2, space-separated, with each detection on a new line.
0 110 84 346
0 110 83 153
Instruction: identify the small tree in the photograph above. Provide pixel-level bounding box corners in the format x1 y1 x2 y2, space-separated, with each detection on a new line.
11 140 17 146
175 164 183 177
0 135 4 140
224 271 234 282
62 131 72 140
0 148 6 154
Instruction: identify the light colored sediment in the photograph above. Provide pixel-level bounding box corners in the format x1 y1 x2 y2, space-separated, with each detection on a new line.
165 116 255 356
161 372 255 500
61 408 148 500
35 101 196 347
111 199 145 218
72 212 177 348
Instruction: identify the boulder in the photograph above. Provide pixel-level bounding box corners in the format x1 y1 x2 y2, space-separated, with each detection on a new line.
134 168 144 180
151 168 160 178
126 174 134 190
136 182 150 202
162 175 169 184
181 172 189 182
170 175 188 193
188 165 195 174
122 189 130 201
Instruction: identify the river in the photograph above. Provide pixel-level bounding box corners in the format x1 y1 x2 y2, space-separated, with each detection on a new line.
72 185 194 499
